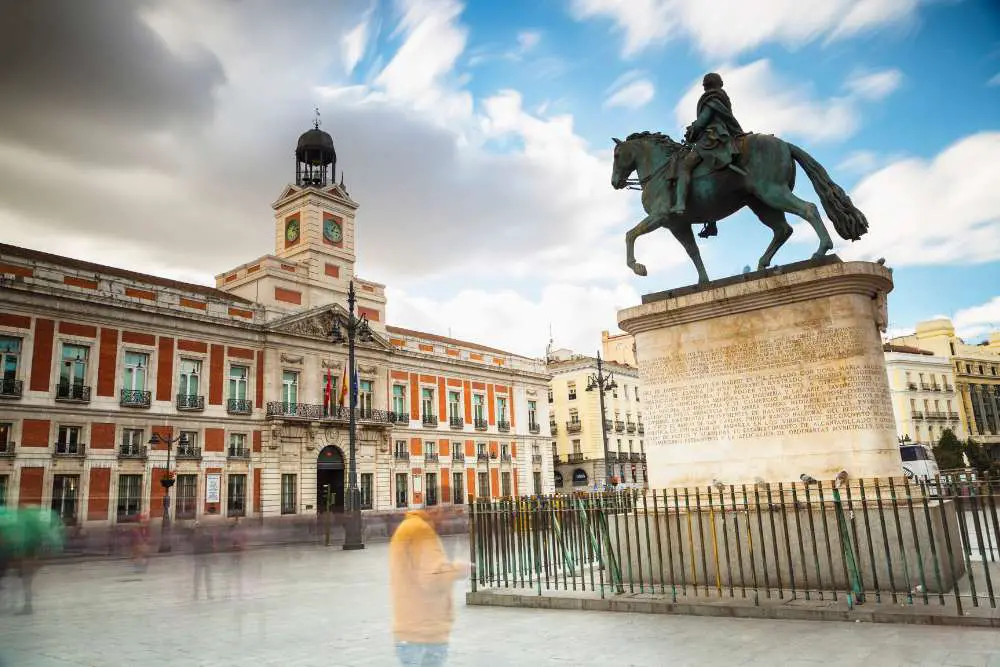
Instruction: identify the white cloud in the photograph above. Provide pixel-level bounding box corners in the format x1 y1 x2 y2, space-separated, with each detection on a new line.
342 5 376 75
844 68 903 100
953 297 1000 341
988 73 1000 87
838 131 1000 266
837 150 881 174
570 0 919 58
604 71 655 109
516 30 541 53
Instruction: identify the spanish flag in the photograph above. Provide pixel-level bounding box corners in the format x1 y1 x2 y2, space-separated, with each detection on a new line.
323 367 332 415
338 364 348 407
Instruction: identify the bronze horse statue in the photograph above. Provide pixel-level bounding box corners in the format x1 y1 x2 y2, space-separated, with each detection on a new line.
611 132 868 284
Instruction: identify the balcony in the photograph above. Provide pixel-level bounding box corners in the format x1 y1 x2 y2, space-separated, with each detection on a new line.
604 419 613 432
529 422 541 434
175 445 202 460
55 382 91 403
626 421 636 434
912 411 924 419
566 420 582 434
497 421 510 433
267 401 321 419
926 411 947 420
552 454 563 465
531 454 542 465
452 451 465 463
422 414 438 428
264 402 397 425
394 451 410 462
614 421 625 433
117 444 147 459
477 453 490 463
500 453 512 463
630 453 642 462
637 423 645 435
0 441 15 457
474 418 489 431
920 383 932 391
227 398 253 415
568 453 584 464
948 411 960 420
425 452 440 463
393 412 410 424
930 384 941 392
907 382 918 391
120 389 151 408
54 442 86 457
549 422 557 435
227 447 250 460
449 417 465 430
0 378 23 399
176 394 205 411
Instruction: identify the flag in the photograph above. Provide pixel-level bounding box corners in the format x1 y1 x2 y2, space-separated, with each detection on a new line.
338 364 348 407
351 369 360 409
323 368 332 415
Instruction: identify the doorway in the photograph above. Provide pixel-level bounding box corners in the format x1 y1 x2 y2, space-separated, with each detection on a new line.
317 445 345 513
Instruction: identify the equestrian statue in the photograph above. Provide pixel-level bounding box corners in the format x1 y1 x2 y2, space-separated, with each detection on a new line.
612 72 869 285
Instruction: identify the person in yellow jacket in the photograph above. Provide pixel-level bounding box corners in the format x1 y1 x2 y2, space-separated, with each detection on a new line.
389 506 467 666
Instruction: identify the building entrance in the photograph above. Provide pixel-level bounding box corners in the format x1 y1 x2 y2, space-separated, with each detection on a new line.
317 445 345 513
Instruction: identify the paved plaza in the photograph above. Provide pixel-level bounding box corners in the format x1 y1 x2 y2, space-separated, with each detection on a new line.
1 538 998 667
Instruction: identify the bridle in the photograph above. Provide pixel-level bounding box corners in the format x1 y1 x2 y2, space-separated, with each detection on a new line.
617 138 689 191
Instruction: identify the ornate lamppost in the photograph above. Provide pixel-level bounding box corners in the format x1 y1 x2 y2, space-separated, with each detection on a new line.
585 351 617 489
331 281 372 551
148 431 189 553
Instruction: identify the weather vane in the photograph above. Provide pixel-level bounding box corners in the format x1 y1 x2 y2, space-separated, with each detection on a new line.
314 106 321 130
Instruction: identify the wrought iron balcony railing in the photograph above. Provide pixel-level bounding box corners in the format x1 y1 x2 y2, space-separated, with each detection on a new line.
55 382 90 403
947 411 960 420
930 384 941 391
422 414 438 427
907 382 918 390
497 421 510 433
393 412 410 423
943 383 954 391
614 421 625 433
449 417 465 429
630 453 642 462
175 446 202 460
604 419 613 431
626 421 636 433
0 378 23 399
118 444 147 459
227 398 253 415
267 401 322 419
531 454 542 465
176 394 205 411
264 402 397 425
0 441 15 457
425 453 439 463
120 389 151 408
394 451 410 461
452 451 465 462
607 452 618 462
637 423 645 435
920 383 932 390
477 453 490 462
568 453 584 463
55 442 86 457
566 420 582 434
227 447 250 460
500 453 512 463
475 418 489 431
549 422 557 434
529 422 541 434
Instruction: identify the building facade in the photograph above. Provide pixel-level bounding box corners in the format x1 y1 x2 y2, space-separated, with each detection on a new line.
546 349 646 491
0 124 553 525
601 330 636 368
883 344 964 445
889 319 1000 460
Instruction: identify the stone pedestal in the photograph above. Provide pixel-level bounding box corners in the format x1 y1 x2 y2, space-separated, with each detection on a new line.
618 257 901 489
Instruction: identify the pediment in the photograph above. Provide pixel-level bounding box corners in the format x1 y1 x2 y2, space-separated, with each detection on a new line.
267 305 393 351
275 184 302 203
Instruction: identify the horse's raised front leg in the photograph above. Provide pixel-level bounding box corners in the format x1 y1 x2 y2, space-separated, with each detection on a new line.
668 222 710 284
625 215 661 277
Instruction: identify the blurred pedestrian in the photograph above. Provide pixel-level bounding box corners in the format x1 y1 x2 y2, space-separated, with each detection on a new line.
389 505 467 666
130 514 150 573
191 521 215 600
227 517 247 600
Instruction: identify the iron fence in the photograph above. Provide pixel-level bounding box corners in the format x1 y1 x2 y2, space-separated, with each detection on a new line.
468 476 1000 618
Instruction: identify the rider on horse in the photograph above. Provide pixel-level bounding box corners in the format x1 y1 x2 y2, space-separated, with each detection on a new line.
671 72 746 238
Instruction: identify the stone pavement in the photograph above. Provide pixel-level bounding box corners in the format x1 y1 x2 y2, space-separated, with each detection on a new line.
1 537 997 667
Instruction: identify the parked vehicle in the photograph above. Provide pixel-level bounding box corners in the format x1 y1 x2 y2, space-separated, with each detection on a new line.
900 443 939 482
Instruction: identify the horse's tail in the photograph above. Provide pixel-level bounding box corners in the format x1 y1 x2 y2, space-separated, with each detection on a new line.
789 143 868 241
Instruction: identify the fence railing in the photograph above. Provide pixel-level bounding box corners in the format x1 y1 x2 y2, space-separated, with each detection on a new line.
468 476 1000 618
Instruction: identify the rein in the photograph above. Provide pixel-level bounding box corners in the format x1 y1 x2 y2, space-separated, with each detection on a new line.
623 141 689 190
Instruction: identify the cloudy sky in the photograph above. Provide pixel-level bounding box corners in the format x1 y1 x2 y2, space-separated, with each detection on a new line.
1 0 998 356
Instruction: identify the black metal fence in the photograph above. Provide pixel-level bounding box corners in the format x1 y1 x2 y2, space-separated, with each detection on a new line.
468 476 1000 618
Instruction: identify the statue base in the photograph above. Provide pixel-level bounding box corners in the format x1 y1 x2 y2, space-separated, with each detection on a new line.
618 257 902 489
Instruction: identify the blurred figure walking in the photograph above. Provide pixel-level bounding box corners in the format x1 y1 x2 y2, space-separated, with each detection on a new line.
227 517 247 600
389 506 466 666
130 514 150 573
190 521 215 600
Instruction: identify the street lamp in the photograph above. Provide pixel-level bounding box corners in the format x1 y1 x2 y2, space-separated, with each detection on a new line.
585 351 617 489
148 431 189 553
330 281 373 551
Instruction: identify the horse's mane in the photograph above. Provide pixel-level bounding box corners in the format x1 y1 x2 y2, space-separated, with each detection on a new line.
625 131 682 150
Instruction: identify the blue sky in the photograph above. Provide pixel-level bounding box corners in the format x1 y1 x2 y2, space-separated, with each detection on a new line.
1 0 998 354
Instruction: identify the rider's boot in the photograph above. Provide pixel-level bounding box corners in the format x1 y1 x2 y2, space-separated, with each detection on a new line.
670 173 689 215
698 222 718 238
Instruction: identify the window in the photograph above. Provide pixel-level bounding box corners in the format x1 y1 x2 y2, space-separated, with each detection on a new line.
393 385 407 416
635 386 640 401
572 439 581 455
421 387 435 417
617 438 622 454
229 365 249 400
532 443 540 455
359 379 374 415
501 442 509 458
57 425 81 454
51 475 80 523
117 474 143 520
453 472 464 504
0 475 7 507
394 439 408 457
628 439 634 454
569 408 579 424
227 474 247 516
477 442 488 457
426 473 438 506
425 441 438 457
448 391 461 421
567 382 577 400
176 475 197 519
501 472 512 497
282 370 299 405
478 472 490 498
178 358 201 397
0 336 21 381
229 433 248 456
395 473 408 508
0 422 11 452
623 383 629 400
547 388 553 403
900 445 930 462
473 394 485 422
122 428 143 448
910 398 917 413
496 396 508 423
281 474 297 514
528 400 537 427
122 351 148 391
60 343 89 387
179 430 198 454
533 471 542 496
360 473 373 510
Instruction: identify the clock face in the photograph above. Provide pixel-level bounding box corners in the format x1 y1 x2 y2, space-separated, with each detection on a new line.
285 219 300 242
323 218 342 244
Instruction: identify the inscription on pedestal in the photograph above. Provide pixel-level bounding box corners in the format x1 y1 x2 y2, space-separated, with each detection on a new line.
642 325 895 445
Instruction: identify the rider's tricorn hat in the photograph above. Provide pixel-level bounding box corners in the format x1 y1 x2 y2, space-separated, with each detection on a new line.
703 72 723 89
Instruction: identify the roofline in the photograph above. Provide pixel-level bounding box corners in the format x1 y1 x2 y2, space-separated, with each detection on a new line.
385 324 533 360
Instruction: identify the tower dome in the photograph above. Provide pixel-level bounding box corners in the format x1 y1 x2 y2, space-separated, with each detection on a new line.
295 111 337 187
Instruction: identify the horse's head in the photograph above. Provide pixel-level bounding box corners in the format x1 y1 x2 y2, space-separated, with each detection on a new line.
611 133 682 190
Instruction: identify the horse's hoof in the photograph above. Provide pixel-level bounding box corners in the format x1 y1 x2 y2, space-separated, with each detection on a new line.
633 263 648 277
757 261 769 271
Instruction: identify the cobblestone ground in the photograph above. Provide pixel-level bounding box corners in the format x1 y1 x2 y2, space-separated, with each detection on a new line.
1 538 998 666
